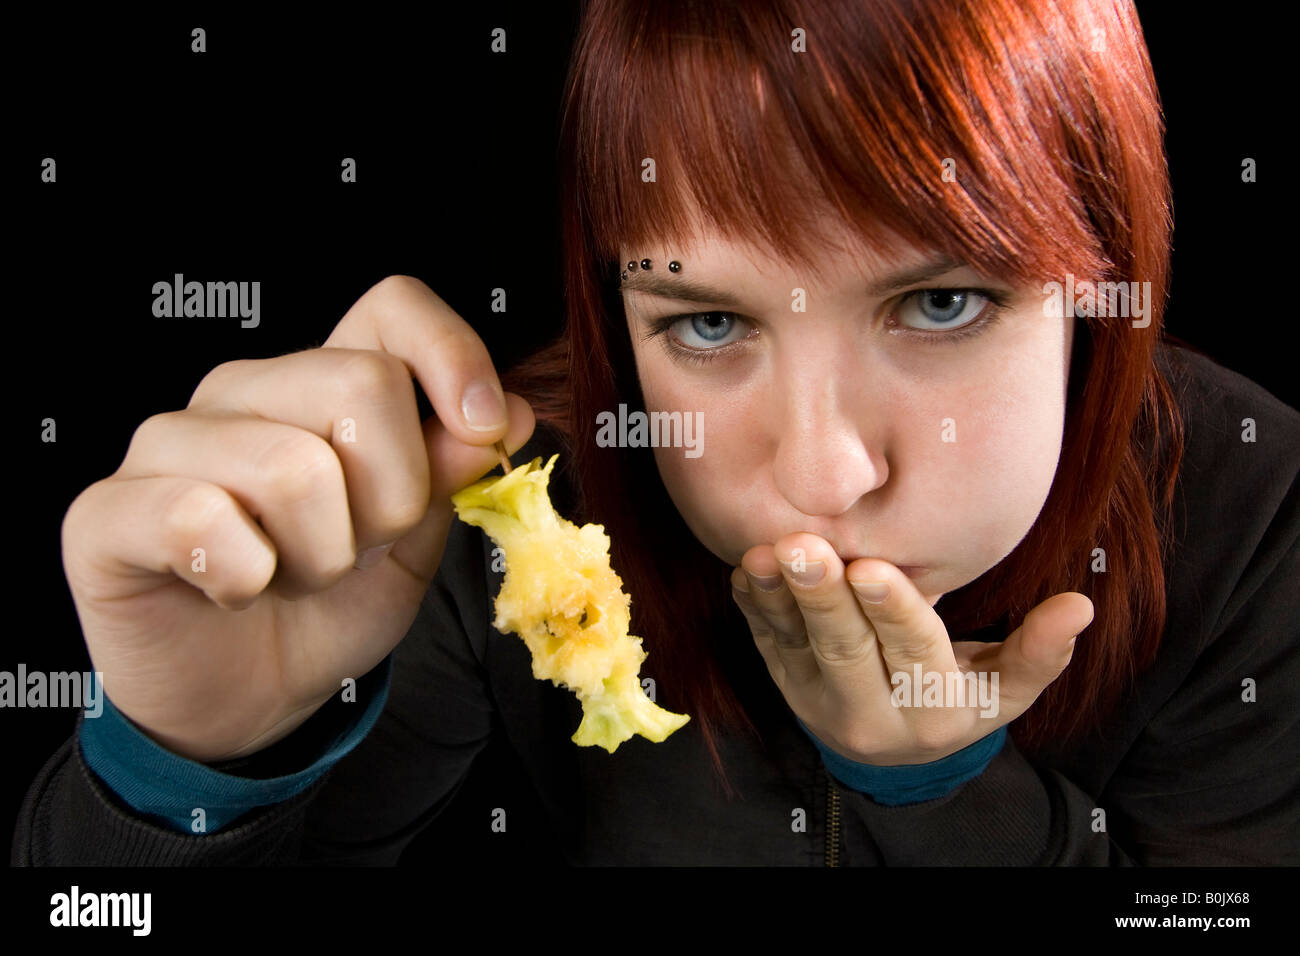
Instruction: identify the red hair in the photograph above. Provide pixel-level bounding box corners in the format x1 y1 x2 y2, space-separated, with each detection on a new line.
502 0 1184 795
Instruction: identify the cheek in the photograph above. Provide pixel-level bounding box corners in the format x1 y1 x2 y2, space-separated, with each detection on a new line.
912 349 1067 577
636 356 759 561
642 379 746 536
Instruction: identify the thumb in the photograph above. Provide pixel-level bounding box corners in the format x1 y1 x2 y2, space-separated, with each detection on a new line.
994 592 1095 713
387 392 536 581
425 392 536 503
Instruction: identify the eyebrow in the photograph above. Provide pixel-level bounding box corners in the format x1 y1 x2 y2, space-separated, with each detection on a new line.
619 274 746 308
619 254 967 306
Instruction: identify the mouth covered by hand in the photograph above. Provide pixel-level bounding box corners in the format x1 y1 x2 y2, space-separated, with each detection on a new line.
731 531 1094 767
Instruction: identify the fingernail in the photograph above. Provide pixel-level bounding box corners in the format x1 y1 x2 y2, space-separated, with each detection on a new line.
748 572 784 592
850 580 889 603
355 542 394 569
779 559 825 587
461 380 507 432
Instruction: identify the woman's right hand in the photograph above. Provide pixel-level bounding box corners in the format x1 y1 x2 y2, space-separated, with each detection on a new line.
61 275 536 763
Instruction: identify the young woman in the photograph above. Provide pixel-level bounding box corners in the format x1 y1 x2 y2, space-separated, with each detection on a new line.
15 0 1298 866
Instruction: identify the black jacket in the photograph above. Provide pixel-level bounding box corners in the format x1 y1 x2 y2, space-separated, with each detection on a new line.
11 344 1299 865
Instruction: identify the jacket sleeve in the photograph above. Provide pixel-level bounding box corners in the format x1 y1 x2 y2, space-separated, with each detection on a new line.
834 476 1299 866
834 730 1137 865
10 515 499 867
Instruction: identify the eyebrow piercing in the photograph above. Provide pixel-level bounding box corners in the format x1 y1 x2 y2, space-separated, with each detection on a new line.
619 258 682 282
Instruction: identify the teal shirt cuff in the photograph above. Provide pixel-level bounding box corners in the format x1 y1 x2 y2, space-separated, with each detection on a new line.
798 718 1008 806
80 654 393 834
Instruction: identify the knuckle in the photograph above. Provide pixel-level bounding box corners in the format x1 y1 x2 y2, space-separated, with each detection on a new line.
279 541 355 592
62 481 100 538
211 553 276 602
355 507 421 554
769 616 808 645
373 486 431 538
333 350 408 406
312 548 362 583
886 640 933 668
372 274 425 303
773 630 809 649
279 540 355 594
161 482 232 548
761 606 799 634
61 482 109 565
260 434 341 504
840 730 876 758
188 359 248 407
425 318 483 361
911 720 954 754
813 635 865 663
124 411 179 460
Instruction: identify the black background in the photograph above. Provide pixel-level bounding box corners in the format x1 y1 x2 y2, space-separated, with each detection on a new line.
5 1 1288 875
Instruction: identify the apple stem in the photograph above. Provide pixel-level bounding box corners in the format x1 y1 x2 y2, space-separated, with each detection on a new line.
494 439 513 475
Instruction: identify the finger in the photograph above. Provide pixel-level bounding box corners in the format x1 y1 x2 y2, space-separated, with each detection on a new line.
846 558 957 679
729 571 787 685
114 411 358 597
774 533 878 669
184 348 431 551
735 554 822 686
322 275 511 445
180 344 534 573
421 392 536 503
379 394 535 583
64 474 277 610
740 549 810 649
990 592 1094 717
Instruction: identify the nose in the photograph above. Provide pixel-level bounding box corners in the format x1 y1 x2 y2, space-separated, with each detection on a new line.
770 364 886 517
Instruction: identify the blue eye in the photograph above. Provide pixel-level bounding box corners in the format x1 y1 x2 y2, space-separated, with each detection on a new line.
896 289 987 331
677 312 743 346
642 311 752 364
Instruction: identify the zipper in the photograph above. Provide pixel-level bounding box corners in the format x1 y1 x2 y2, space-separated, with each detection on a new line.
825 770 841 867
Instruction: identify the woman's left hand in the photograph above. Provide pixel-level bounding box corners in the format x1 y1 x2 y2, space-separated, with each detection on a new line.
730 533 1095 766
